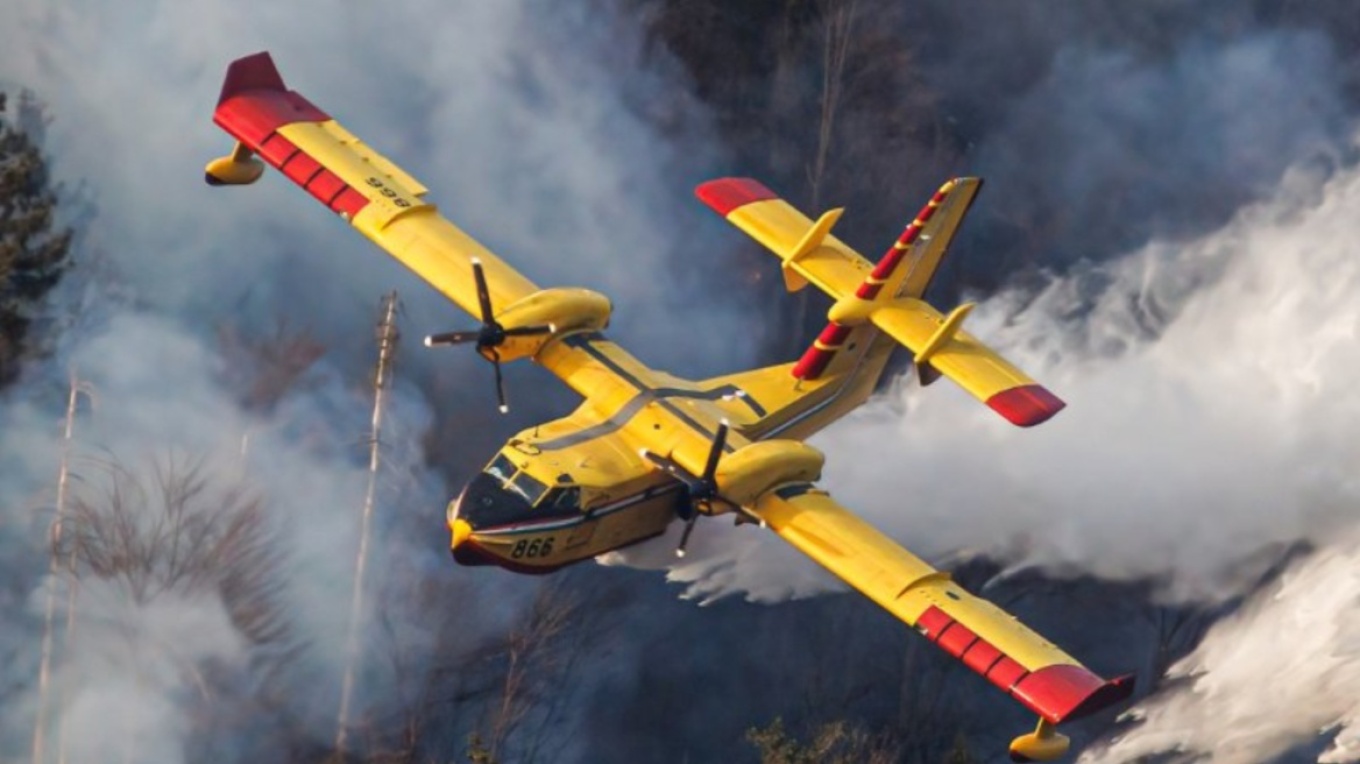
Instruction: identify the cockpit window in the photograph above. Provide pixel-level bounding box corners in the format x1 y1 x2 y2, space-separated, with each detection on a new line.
485 454 517 484
541 487 581 513
508 470 548 505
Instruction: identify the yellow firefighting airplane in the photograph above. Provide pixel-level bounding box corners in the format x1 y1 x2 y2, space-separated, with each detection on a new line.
206 52 1131 761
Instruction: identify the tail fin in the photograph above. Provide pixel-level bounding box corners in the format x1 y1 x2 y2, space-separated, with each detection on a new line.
791 178 982 381
859 177 982 301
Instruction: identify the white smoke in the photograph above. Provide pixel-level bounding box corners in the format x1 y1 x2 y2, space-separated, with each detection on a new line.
0 1 739 760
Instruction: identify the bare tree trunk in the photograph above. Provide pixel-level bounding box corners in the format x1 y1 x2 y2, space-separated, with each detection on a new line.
808 0 857 212
791 0 858 355
335 292 401 757
32 369 91 764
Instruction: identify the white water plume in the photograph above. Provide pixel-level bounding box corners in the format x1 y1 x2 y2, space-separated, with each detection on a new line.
1081 530 1360 763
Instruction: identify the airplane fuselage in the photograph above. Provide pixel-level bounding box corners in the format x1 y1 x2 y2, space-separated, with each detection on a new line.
447 330 897 571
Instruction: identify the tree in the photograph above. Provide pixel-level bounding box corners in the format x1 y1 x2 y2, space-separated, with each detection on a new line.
0 89 72 386
747 716 899 764
53 456 299 761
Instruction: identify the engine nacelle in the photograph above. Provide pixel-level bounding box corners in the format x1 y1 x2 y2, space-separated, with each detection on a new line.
487 287 611 362
715 440 824 508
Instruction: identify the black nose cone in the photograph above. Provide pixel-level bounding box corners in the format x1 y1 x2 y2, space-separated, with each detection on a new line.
457 473 531 529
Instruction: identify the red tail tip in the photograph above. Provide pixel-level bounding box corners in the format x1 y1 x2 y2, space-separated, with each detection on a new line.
986 384 1066 427
218 51 285 105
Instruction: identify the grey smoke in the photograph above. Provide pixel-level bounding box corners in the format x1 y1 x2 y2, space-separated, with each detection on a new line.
0 0 744 760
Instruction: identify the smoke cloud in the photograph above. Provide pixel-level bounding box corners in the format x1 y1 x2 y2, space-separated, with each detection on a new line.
0 1 743 760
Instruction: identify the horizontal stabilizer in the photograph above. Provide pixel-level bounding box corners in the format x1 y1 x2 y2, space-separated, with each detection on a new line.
870 298 1065 427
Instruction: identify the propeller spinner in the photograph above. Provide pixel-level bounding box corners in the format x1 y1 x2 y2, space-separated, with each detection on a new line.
424 258 554 413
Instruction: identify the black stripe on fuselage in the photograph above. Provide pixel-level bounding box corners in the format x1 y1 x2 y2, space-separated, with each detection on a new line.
477 482 684 538
554 333 763 452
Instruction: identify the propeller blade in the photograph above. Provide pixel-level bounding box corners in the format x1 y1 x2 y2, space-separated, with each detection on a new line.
675 514 699 558
472 258 495 325
502 324 555 337
700 420 729 486
734 504 768 529
491 349 508 413
640 451 706 493
424 330 482 347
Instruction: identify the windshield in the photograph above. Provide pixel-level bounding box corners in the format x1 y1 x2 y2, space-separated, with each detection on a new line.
507 470 548 505
485 454 517 484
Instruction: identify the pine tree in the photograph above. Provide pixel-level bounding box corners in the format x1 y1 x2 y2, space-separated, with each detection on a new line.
0 89 72 387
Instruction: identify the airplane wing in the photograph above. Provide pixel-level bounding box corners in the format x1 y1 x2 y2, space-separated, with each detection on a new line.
207 52 539 325
697 178 1065 427
749 483 1133 757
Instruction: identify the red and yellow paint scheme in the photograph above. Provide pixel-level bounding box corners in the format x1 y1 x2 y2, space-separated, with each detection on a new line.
205 52 1130 761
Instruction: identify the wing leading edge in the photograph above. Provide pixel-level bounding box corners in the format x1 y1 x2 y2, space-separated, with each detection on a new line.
751 484 1133 755
207 51 538 323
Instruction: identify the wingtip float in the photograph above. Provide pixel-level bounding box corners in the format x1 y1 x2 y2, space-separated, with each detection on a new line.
207 52 1121 760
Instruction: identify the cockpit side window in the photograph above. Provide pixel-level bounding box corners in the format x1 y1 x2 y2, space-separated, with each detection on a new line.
541 487 581 513
508 470 548 505
485 454 517 484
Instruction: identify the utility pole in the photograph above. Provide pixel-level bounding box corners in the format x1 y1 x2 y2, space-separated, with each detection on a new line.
32 369 93 764
334 291 400 757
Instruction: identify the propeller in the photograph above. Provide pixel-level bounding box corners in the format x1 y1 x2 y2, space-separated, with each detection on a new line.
424 258 554 413
641 420 765 558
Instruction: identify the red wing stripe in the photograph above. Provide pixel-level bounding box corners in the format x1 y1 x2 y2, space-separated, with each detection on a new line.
914 607 1134 725
307 170 347 205
917 605 952 636
987 656 1029 691
330 187 369 219
961 639 1003 674
256 133 299 166
282 152 322 186
695 178 778 216
937 622 979 657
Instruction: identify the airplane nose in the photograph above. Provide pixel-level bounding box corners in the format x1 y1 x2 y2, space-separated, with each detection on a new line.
450 518 473 549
